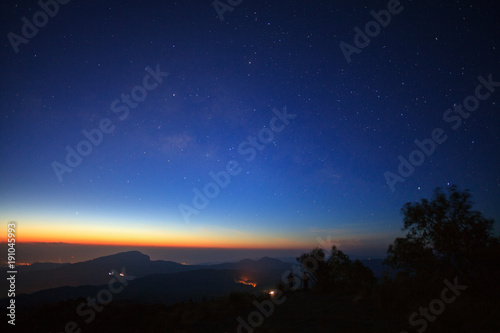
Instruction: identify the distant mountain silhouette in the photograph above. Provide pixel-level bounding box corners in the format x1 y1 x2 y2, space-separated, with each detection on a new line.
0 251 398 333
1 251 301 296
209 256 294 289
121 268 258 304
4 251 201 294
210 256 291 271
9 269 257 307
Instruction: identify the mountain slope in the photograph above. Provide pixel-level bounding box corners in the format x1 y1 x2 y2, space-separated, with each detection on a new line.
2 251 302 296
9 268 257 306
5 251 201 294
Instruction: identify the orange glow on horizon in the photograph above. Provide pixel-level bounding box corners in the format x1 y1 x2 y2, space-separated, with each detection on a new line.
8 238 306 249
2 224 310 249
0 218 316 250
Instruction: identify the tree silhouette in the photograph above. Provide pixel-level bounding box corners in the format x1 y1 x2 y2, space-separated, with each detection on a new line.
297 247 329 291
385 185 499 281
297 245 375 293
327 245 352 287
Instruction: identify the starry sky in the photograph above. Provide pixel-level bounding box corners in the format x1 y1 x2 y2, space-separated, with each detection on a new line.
1 0 499 262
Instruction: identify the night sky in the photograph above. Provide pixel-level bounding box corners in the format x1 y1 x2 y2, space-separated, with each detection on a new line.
1 0 499 262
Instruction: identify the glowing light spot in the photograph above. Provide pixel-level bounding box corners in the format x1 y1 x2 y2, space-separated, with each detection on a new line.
235 277 257 287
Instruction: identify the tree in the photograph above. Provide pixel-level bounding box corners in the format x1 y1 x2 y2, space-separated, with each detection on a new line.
297 247 329 291
327 245 352 286
297 245 375 293
347 259 376 293
385 186 499 280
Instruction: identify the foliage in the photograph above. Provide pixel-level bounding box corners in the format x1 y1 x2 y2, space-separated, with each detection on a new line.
385 186 499 281
297 245 375 294
378 186 500 331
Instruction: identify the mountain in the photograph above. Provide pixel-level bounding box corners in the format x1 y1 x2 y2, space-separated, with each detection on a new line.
8 269 257 307
1 251 299 296
3 251 201 294
209 256 294 289
210 256 291 272
110 268 258 304
2 251 388 297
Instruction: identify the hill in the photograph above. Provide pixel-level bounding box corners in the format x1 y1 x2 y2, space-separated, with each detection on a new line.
2 251 301 296
7 268 257 308
2 251 201 294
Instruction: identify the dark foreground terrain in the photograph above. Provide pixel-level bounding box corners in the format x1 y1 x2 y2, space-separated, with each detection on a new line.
4 284 498 333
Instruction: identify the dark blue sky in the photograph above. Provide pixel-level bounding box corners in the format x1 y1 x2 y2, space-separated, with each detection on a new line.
1 0 499 260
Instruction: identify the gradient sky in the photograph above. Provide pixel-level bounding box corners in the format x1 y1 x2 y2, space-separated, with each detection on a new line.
1 0 499 262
